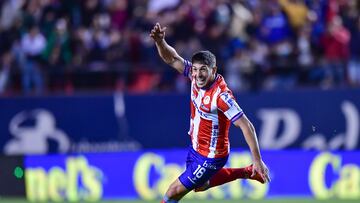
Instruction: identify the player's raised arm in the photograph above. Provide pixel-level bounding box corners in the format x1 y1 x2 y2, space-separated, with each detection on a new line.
233 115 271 183
150 23 185 74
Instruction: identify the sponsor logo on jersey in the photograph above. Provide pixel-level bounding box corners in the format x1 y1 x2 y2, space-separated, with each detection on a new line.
201 103 210 111
192 99 208 118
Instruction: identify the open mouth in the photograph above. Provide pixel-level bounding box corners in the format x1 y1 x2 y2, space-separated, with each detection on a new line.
197 79 205 85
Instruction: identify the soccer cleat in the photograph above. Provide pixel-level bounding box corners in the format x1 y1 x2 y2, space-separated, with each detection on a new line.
244 164 265 184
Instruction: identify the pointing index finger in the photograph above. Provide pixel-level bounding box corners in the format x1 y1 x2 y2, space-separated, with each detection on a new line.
156 22 161 30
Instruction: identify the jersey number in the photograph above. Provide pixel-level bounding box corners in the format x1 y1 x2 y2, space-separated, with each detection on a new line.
193 165 206 178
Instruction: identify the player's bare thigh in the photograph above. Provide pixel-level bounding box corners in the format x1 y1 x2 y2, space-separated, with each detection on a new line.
165 178 190 201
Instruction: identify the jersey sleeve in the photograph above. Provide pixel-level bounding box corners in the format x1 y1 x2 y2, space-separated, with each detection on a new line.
217 91 244 122
183 59 192 79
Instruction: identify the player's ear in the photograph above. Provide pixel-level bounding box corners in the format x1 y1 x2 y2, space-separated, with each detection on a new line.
212 66 217 74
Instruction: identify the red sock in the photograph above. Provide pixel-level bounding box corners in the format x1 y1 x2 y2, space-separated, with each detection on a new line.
209 167 249 188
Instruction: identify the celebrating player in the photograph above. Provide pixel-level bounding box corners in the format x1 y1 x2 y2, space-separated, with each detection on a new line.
150 23 271 203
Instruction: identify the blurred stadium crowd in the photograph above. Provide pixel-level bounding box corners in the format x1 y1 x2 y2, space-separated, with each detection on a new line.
0 0 359 95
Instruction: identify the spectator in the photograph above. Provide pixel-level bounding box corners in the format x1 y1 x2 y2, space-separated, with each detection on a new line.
348 17 360 85
80 0 102 27
248 38 269 90
108 0 129 31
0 52 12 94
43 18 71 66
279 0 309 31
225 47 253 92
0 0 25 31
259 1 292 44
320 16 350 86
19 25 46 94
227 0 253 41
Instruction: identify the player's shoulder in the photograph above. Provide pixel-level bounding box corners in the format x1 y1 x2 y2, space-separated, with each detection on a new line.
216 74 233 96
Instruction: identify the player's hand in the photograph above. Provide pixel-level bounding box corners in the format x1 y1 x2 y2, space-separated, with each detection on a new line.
252 159 271 183
150 22 166 43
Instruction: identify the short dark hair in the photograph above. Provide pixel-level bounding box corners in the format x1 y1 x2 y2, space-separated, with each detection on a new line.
191 50 216 68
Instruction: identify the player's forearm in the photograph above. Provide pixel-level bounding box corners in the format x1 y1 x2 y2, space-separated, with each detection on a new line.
242 123 262 161
155 39 179 65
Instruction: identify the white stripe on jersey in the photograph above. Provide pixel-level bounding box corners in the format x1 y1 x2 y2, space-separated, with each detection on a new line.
191 84 202 150
207 88 221 158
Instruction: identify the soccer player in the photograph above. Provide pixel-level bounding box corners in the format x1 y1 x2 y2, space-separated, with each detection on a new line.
150 23 271 203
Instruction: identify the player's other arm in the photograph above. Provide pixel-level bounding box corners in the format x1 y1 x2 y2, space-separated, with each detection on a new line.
150 23 185 74
233 115 271 183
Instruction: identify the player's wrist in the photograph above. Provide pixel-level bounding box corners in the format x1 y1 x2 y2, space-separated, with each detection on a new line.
250 149 262 161
155 38 165 44
252 155 262 162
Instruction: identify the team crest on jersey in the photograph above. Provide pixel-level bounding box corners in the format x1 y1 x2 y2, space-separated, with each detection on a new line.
203 96 210 105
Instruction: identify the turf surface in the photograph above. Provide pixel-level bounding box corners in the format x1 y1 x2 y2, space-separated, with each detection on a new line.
0 199 359 203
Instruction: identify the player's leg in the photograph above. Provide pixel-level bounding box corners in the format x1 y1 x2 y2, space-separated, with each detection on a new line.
195 164 265 192
160 148 196 203
161 148 228 202
161 179 190 203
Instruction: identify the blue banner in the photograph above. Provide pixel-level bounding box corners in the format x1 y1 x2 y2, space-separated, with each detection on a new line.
0 94 139 155
0 89 360 154
235 90 360 150
125 89 360 150
24 150 360 201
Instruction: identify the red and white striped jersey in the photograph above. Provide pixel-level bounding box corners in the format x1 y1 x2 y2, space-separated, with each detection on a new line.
183 60 243 158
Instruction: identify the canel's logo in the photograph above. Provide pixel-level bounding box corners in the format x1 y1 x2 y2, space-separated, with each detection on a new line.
4 109 70 154
257 101 359 150
26 156 103 202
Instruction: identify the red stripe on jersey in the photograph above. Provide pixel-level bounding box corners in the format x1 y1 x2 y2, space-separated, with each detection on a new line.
215 111 230 158
189 101 195 140
217 95 230 112
197 118 212 157
190 100 195 119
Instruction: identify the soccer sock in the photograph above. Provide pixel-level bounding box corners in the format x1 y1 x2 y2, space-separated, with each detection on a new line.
208 167 249 188
161 195 178 203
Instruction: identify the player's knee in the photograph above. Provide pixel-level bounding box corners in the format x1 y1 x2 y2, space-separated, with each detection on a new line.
194 181 210 192
165 182 188 200
166 185 182 199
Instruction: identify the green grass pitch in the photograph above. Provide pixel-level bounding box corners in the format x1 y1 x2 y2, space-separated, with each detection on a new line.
0 199 359 203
